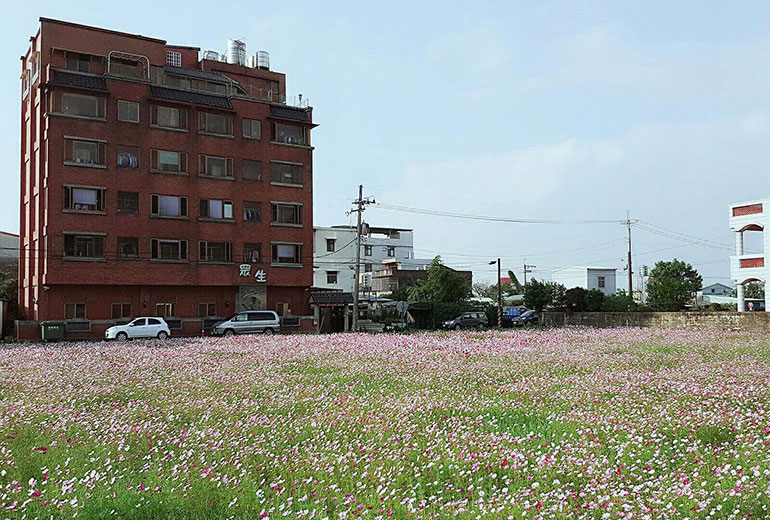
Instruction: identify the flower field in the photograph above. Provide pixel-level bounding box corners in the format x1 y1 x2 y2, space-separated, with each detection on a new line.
1 329 770 519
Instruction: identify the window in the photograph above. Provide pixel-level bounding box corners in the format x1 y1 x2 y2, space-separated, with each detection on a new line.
151 239 188 261
117 101 140 123
51 92 105 119
244 243 261 263
326 271 338 284
198 112 233 136
66 53 91 73
273 122 306 145
364 245 372 256
117 237 139 259
272 243 301 265
65 303 86 320
199 155 233 178
117 192 139 214
63 186 105 212
199 199 233 220
112 303 132 319
116 145 140 169
198 303 216 317
598 276 606 289
166 50 182 67
365 263 372 273
271 203 302 225
109 58 145 79
243 118 261 139
63 234 105 259
199 241 233 263
270 162 302 185
243 160 262 181
151 105 188 130
155 303 175 318
151 149 188 173
151 195 188 218
387 246 395 257
326 239 336 252
243 202 261 222
64 138 106 166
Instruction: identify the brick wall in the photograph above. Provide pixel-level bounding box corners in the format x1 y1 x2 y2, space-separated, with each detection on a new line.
542 311 770 332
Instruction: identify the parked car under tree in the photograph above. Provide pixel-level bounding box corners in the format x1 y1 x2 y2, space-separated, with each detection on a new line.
442 312 488 330
510 310 539 326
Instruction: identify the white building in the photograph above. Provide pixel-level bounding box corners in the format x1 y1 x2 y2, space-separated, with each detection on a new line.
0 231 19 267
729 198 769 311
313 226 432 293
552 266 617 296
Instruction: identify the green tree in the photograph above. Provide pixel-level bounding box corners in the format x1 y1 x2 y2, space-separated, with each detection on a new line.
585 289 605 311
564 287 588 312
408 257 470 303
601 290 636 311
745 281 765 299
386 285 412 302
646 259 703 311
523 279 566 311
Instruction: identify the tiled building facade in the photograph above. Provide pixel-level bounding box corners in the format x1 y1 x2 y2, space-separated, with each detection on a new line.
19 18 316 338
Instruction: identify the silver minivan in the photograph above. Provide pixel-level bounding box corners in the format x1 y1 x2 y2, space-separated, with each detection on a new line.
211 310 281 336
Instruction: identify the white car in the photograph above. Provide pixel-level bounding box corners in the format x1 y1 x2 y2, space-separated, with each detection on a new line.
105 317 171 341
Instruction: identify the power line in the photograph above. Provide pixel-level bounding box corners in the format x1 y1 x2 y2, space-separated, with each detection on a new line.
372 202 624 225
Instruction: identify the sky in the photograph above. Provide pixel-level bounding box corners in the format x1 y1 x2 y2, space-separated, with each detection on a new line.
3 1 770 287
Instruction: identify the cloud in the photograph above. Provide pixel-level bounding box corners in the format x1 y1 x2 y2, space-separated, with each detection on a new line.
377 110 770 282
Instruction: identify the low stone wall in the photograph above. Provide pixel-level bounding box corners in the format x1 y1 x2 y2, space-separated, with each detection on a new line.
542 311 770 332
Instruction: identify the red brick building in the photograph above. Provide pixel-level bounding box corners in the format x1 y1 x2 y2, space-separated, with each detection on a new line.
18 18 316 338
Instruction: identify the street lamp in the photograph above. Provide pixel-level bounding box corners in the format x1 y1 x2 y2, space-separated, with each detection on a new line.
489 258 502 327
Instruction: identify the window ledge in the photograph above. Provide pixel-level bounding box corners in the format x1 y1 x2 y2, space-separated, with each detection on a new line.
200 261 236 265
63 162 107 169
270 182 304 188
198 174 235 181
63 209 106 215
150 215 189 220
198 217 235 224
117 210 139 215
117 167 140 171
63 257 107 262
243 220 263 224
150 259 190 264
270 141 312 150
243 136 262 141
117 257 142 261
47 113 106 122
271 262 303 268
149 169 189 176
199 132 234 139
270 222 303 228
150 125 188 133
117 119 140 124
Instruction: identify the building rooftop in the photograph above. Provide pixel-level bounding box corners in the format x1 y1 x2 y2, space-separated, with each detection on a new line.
40 17 168 45
553 265 617 272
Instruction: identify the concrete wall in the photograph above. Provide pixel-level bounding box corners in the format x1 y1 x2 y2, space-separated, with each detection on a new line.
543 311 770 332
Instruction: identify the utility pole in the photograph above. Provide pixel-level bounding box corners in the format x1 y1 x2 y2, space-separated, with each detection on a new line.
621 211 637 298
349 185 374 332
523 260 535 286
489 258 502 327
